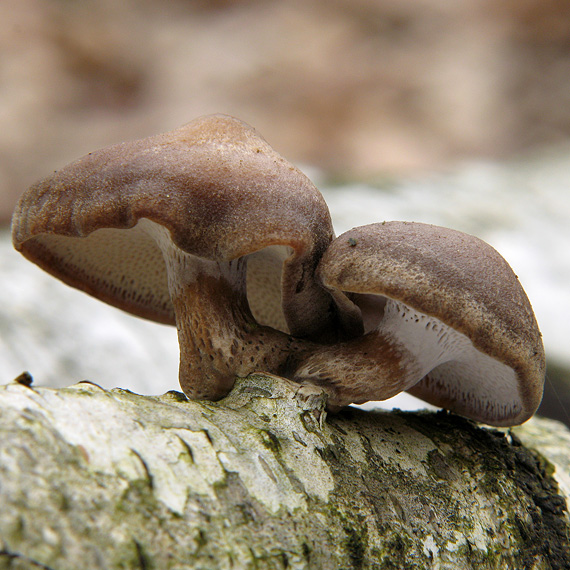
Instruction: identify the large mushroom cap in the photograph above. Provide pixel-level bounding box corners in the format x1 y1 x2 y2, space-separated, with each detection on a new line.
317 221 545 425
12 114 337 339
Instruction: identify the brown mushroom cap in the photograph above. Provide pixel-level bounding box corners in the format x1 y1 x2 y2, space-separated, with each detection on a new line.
316 221 545 425
11 114 338 340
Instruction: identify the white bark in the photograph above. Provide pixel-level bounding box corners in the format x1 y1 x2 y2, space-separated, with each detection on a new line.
0 374 568 570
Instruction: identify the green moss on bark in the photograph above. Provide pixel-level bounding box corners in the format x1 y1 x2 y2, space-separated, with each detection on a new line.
0 377 568 569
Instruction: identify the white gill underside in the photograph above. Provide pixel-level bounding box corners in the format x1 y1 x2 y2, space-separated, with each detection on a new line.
139 219 291 332
246 246 291 333
379 298 520 409
33 221 173 321
139 219 244 294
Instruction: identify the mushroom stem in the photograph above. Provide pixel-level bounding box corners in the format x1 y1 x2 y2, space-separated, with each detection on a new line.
173 260 298 399
144 220 312 400
293 298 497 411
293 331 417 411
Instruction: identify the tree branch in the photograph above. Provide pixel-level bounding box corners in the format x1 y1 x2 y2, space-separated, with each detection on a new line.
0 374 568 569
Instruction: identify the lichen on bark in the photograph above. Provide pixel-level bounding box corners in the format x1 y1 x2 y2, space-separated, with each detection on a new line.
0 374 568 570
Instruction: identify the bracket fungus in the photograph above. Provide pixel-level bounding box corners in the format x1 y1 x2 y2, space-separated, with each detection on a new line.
11 115 359 400
295 222 545 425
12 115 545 426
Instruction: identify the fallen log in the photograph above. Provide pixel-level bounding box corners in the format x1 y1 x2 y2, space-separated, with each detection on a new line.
0 374 568 569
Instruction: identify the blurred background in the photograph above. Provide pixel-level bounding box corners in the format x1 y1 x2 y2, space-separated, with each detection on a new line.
1 0 569 424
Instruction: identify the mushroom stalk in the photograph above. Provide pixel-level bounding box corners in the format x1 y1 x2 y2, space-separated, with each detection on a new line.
293 298 512 411
146 220 312 399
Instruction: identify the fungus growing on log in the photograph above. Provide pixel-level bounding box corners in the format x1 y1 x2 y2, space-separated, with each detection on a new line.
12 117 545 426
11 115 357 400
295 222 545 425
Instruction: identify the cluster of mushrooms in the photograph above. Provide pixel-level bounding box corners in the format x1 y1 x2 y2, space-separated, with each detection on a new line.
12 115 545 426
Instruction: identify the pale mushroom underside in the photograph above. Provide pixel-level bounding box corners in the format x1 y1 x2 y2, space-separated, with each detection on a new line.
15 219 528 424
16 219 294 333
373 298 522 424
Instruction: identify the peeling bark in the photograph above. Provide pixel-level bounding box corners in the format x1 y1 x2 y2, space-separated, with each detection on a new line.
0 374 568 570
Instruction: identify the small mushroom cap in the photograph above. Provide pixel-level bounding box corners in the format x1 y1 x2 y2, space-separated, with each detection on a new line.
317 221 546 425
12 114 337 339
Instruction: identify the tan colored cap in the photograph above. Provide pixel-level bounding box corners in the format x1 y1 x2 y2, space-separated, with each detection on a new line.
309 221 545 425
12 114 336 339
12 114 357 400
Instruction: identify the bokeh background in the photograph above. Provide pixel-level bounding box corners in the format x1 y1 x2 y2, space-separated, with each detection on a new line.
3 0 570 219
2 0 569 423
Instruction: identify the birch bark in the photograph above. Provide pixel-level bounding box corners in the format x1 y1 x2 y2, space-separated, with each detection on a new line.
0 374 568 570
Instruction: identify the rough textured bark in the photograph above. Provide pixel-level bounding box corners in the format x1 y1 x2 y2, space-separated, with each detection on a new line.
0 374 568 570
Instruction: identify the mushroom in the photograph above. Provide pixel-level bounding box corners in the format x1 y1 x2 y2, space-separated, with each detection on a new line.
11 114 360 400
293 222 545 426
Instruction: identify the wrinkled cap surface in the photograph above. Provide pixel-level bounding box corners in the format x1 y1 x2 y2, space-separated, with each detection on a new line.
317 221 546 425
12 114 336 338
